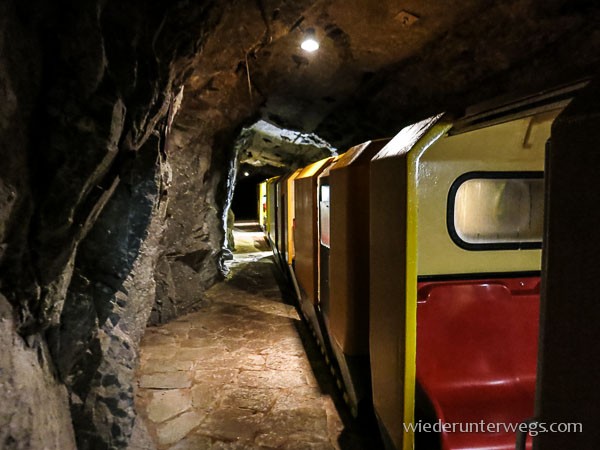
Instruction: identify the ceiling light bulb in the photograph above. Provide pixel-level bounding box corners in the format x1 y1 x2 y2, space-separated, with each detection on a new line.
301 38 320 52
243 171 250 177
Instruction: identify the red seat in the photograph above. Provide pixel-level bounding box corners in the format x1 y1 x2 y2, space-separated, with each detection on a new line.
416 277 540 450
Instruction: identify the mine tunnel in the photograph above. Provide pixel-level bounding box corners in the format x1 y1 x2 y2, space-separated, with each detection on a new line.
1 1 600 450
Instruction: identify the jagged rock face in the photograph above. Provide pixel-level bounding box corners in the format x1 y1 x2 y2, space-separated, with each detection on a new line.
0 295 77 450
47 135 170 449
150 75 258 324
149 0 320 323
0 0 220 448
0 0 199 333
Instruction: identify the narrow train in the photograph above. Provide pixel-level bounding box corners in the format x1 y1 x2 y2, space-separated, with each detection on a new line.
257 83 585 450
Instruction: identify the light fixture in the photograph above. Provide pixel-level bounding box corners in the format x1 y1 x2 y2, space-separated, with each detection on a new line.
301 28 319 53
243 171 250 177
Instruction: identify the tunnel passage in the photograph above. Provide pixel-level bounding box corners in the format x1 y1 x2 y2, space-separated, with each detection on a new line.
133 224 381 449
231 176 262 221
0 1 599 449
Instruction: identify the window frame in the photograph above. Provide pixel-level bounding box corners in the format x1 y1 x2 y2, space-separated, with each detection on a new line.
319 183 331 248
446 171 544 251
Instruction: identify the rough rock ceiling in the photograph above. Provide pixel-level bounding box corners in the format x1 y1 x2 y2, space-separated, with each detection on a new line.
235 120 336 172
184 0 600 152
251 0 490 130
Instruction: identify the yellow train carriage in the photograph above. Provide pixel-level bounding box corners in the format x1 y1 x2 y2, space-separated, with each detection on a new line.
259 82 594 450
293 157 335 345
265 176 279 249
258 181 267 230
284 169 303 267
370 92 568 450
318 139 388 415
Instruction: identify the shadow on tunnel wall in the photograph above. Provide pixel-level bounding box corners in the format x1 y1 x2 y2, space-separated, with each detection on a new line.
46 133 168 449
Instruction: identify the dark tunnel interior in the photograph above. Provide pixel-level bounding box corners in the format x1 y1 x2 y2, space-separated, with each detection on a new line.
231 177 261 221
0 0 599 449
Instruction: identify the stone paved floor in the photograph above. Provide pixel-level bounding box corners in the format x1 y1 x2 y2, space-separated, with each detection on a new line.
134 222 380 450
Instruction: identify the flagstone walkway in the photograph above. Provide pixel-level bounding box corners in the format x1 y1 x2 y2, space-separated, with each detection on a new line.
133 222 379 449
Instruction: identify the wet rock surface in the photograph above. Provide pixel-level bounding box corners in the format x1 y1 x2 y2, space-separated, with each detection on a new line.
134 226 380 449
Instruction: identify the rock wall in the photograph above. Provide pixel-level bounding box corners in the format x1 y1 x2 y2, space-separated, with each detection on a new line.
0 0 319 446
149 0 317 323
0 0 227 448
0 2 77 448
47 134 170 449
151 74 260 324
149 26 257 325
0 295 77 450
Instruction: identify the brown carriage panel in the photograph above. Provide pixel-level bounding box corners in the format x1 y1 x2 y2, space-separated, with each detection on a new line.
294 177 319 305
266 177 279 246
329 140 388 356
294 158 333 305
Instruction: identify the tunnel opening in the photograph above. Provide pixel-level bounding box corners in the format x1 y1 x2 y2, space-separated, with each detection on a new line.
231 177 260 221
226 119 336 242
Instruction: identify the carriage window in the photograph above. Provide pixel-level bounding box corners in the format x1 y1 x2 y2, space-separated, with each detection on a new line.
448 173 544 250
319 184 330 248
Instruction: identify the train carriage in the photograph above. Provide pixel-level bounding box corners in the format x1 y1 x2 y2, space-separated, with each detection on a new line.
258 181 267 230
293 157 336 342
370 98 566 450
318 139 389 415
258 81 594 450
283 169 303 268
265 176 279 250
274 174 290 268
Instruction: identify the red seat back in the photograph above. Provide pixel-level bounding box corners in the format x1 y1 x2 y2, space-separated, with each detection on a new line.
416 277 540 450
